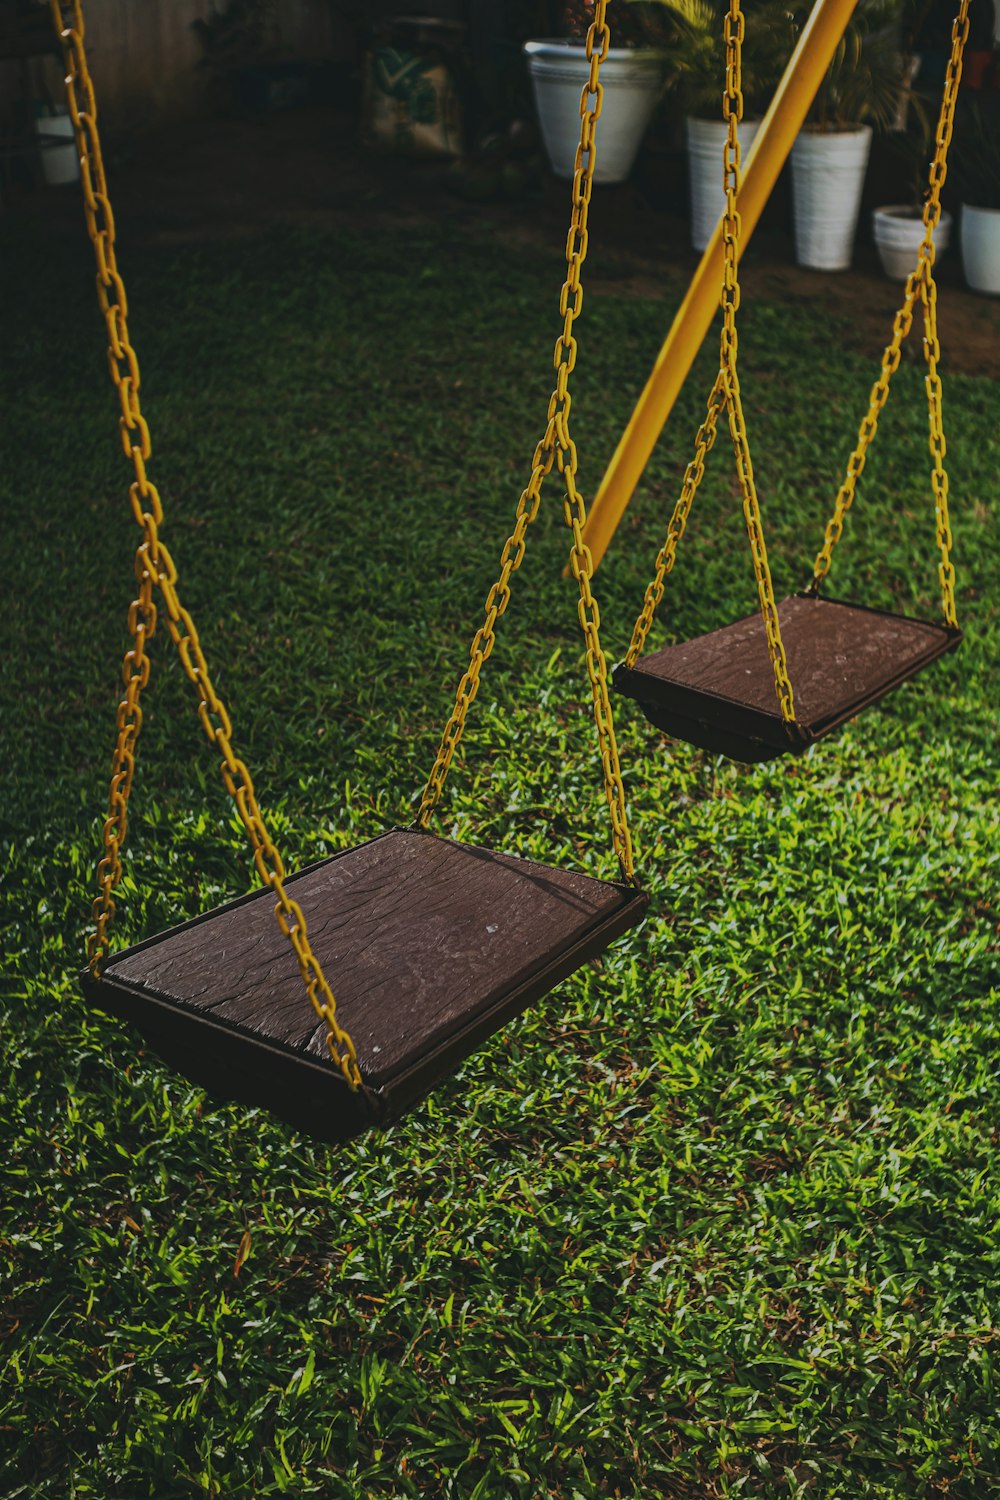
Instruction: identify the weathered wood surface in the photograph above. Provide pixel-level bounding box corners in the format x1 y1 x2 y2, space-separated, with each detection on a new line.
100 831 640 1095
615 595 959 759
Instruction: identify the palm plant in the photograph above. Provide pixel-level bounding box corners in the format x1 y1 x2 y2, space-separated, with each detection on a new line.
799 0 909 132
637 0 797 118
644 0 911 129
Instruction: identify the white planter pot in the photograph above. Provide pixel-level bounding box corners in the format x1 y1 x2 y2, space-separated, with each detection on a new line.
791 125 872 271
524 40 665 185
686 116 760 252
36 111 79 186
872 204 952 281
960 204 1000 296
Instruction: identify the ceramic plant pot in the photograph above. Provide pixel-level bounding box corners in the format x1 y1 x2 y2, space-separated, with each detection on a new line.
36 108 79 186
685 115 761 252
791 125 873 271
524 39 665 184
872 204 952 281
960 203 1000 295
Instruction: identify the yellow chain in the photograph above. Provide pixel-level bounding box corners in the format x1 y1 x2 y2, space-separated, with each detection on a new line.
418 0 634 881
625 371 724 667
719 0 795 722
812 0 968 630
920 270 957 626
627 0 795 723
52 0 361 1090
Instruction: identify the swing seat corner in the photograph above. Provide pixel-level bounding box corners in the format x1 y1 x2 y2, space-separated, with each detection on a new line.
82 828 648 1142
614 592 961 764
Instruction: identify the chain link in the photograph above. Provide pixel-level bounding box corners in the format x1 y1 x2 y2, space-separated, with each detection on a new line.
626 0 795 723
811 0 968 630
417 0 634 881
630 1 967 691
719 0 796 722
625 373 724 666
51 0 361 1090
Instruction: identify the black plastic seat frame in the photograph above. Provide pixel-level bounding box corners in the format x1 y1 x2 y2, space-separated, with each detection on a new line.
82 828 648 1142
613 593 961 763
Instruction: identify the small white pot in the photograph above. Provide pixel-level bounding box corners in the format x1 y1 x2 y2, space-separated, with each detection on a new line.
960 203 1000 296
685 116 760 252
524 40 665 184
872 204 952 281
36 110 79 187
791 125 873 271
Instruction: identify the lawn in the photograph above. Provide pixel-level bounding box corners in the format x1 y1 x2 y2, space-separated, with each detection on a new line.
1 212 997 1498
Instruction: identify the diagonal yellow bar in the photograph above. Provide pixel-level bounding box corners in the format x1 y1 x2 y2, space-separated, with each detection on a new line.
577 0 860 573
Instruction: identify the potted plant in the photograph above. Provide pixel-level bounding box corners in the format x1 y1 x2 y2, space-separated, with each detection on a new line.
872 191 954 283
645 0 797 250
954 100 1000 296
524 2 669 184
871 116 953 280
790 0 907 271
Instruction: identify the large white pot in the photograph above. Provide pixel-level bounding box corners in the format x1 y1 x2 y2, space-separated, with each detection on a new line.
791 125 873 271
686 116 761 252
872 204 952 281
524 40 665 184
960 204 1000 296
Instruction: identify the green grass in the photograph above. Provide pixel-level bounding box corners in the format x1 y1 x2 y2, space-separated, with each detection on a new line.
1 214 997 1499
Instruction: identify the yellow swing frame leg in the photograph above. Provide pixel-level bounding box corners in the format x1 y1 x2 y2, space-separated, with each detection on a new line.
576 0 860 574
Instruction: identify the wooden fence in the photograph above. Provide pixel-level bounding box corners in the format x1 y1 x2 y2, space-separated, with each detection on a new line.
5 1 346 131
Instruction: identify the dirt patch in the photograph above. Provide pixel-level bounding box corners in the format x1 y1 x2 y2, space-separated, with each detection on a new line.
14 103 1000 378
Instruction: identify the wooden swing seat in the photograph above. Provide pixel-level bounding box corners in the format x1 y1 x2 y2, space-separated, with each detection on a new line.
613 593 960 764
82 829 647 1142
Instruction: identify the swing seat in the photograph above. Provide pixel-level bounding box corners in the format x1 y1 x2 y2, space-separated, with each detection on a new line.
82 829 647 1142
613 593 960 764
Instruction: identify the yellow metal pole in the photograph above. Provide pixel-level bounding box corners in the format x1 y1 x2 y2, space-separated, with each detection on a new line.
579 0 860 572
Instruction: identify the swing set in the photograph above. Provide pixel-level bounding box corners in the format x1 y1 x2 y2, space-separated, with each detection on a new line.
612 1 966 762
50 0 967 1142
